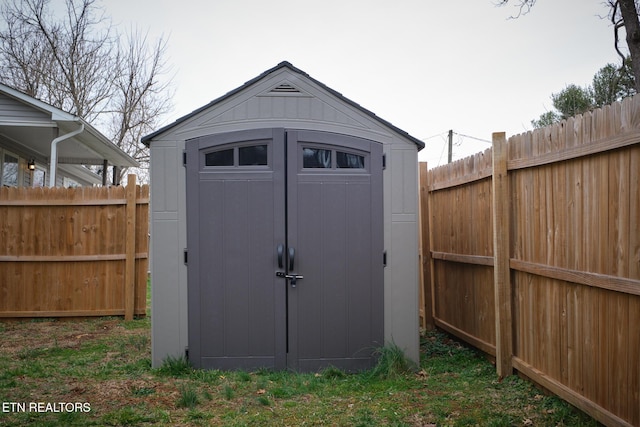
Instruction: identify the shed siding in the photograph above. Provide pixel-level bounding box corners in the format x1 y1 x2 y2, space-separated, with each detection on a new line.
150 141 188 366
201 97 368 134
389 221 419 350
387 147 420 359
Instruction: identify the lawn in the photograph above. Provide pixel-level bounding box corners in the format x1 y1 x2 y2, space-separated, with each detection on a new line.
0 314 599 426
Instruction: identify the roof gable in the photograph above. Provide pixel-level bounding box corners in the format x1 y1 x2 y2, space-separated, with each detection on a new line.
143 61 424 149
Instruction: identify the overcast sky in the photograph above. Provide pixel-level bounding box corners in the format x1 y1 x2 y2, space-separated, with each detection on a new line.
106 0 622 166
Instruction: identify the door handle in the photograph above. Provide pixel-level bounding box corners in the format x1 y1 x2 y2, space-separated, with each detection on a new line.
277 244 284 269
288 247 295 270
276 272 304 287
275 246 302 287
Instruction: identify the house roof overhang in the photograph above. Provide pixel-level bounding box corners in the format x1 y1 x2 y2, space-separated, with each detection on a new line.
0 83 139 168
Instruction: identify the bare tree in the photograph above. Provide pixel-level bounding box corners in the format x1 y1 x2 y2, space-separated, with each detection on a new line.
497 0 640 93
107 29 173 183
0 0 173 183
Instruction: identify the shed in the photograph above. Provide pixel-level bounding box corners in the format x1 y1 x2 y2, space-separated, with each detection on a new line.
143 61 423 371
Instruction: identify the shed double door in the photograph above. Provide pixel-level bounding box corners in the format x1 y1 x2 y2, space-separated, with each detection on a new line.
186 128 383 372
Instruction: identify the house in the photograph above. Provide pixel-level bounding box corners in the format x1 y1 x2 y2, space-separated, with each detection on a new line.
0 83 138 187
143 61 424 371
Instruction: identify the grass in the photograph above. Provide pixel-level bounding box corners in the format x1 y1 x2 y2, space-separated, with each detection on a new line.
0 299 600 425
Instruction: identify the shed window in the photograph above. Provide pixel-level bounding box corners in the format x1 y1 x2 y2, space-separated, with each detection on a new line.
303 148 331 168
205 149 234 167
239 145 268 166
336 152 364 169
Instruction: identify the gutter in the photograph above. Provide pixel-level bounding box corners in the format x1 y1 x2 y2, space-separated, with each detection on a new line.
48 120 84 187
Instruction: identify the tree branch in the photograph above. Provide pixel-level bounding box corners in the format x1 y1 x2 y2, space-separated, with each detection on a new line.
495 0 537 19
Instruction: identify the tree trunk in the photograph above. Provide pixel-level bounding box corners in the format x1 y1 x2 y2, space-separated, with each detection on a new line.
618 0 640 92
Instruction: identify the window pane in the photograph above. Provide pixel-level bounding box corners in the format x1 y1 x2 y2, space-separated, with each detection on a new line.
2 154 18 186
205 149 234 166
337 152 365 169
303 148 331 168
239 145 267 166
33 169 45 187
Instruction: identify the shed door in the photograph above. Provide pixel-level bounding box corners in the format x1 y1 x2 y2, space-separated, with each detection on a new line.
186 128 383 372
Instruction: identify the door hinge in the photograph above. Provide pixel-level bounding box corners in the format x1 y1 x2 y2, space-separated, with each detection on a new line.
382 153 386 170
183 150 187 166
183 249 188 265
383 250 387 267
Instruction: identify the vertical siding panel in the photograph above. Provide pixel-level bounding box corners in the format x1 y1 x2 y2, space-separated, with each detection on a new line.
259 97 270 118
284 97 297 118
247 97 260 119
272 96 285 117
310 98 323 120
391 150 405 214
297 97 311 119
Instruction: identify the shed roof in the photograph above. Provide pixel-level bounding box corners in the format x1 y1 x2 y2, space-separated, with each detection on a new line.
142 61 424 150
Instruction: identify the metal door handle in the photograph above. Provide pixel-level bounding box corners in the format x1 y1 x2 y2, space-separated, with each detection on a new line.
288 247 295 270
276 272 304 287
277 244 284 269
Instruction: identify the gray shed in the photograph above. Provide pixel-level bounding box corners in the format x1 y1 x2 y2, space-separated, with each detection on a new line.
143 61 423 371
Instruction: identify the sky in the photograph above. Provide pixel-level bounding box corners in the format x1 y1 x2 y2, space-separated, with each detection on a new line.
105 0 623 166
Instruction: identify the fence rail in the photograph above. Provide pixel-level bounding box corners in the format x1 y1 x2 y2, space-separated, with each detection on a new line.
0 175 148 320
420 95 640 427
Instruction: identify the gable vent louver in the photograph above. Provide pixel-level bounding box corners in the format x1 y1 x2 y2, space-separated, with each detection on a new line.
270 83 300 93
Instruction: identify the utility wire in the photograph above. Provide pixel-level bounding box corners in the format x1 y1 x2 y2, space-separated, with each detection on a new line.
420 131 492 145
451 131 492 144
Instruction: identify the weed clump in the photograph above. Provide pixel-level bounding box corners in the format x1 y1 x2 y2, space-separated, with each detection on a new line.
321 366 346 379
369 343 415 379
176 384 199 408
156 355 192 377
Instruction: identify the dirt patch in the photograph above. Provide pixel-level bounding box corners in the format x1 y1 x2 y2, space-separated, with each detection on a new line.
0 319 123 356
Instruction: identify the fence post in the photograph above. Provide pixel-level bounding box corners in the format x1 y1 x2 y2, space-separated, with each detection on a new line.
419 162 434 330
124 174 137 321
492 132 513 377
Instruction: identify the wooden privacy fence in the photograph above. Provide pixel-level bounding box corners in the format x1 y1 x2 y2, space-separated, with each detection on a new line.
0 175 148 320
420 94 640 427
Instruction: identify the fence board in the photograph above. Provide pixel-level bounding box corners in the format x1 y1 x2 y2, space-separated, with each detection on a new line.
419 162 434 330
420 93 640 427
492 132 512 376
0 176 148 318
